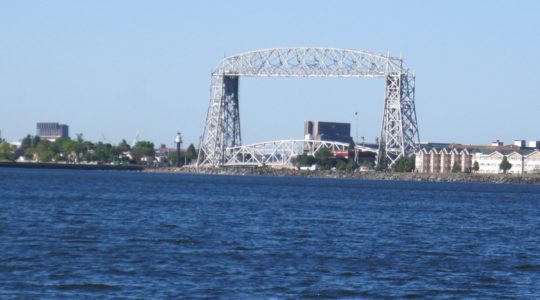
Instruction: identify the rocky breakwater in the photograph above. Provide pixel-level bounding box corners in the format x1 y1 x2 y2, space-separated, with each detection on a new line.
144 166 540 185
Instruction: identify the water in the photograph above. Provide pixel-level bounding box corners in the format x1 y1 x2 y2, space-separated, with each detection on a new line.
0 168 539 299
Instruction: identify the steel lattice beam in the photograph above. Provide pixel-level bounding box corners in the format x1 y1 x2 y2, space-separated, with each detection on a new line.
197 47 420 167
223 139 377 167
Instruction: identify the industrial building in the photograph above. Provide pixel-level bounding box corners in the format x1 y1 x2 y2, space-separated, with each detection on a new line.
36 122 69 141
304 121 352 144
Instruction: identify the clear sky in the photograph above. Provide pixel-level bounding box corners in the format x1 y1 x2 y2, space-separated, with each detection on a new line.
1 1 539 148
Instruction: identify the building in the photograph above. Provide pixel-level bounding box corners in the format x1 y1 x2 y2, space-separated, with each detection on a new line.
524 150 540 174
417 145 540 174
473 150 504 174
514 140 526 148
415 147 473 173
304 121 352 144
491 140 504 147
36 122 69 141
528 141 540 149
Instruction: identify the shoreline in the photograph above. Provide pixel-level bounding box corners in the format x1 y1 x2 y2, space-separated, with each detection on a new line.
144 166 540 185
0 161 143 171
3 161 539 184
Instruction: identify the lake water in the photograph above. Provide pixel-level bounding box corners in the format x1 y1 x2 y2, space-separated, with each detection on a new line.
1 168 539 299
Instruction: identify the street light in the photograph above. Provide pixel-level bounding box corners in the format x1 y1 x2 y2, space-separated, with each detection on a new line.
175 132 182 167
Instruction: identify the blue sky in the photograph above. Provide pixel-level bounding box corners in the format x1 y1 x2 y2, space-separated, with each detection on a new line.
1 1 539 147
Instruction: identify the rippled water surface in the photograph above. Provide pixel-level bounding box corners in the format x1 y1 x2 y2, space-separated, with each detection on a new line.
1 168 539 298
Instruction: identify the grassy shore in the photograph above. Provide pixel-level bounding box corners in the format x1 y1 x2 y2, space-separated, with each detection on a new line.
144 166 540 185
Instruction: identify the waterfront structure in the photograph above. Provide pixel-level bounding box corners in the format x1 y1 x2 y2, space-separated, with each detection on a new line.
416 146 540 174
415 147 473 173
304 121 352 144
36 122 69 141
415 148 430 173
197 47 420 168
473 149 539 174
473 150 504 174
507 151 525 174
528 141 540 149
524 150 540 174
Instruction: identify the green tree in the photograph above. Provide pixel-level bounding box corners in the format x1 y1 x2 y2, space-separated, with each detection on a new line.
346 160 358 171
392 155 415 172
334 159 358 171
117 139 131 152
185 144 197 163
360 159 375 169
93 142 113 163
451 162 461 173
295 154 317 167
39 150 56 162
33 139 61 162
0 142 16 161
500 156 512 174
336 159 348 170
348 139 356 150
375 161 389 172
19 134 41 159
59 138 77 162
315 148 333 170
132 141 155 162
168 150 189 166
473 161 480 172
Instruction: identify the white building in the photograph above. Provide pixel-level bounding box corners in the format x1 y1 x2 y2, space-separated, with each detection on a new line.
528 141 540 149
524 150 540 174
473 150 540 174
418 146 540 174
474 150 504 174
513 140 526 148
507 151 524 174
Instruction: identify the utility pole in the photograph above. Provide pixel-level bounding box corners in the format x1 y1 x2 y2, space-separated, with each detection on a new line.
175 132 182 167
354 111 359 144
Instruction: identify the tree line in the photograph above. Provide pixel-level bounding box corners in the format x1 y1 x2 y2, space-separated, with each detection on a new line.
0 134 197 166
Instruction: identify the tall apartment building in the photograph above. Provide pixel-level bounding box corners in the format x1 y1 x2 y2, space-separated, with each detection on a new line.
304 121 352 144
36 122 69 141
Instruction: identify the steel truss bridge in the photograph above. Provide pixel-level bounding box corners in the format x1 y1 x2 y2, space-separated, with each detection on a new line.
197 47 420 167
224 139 377 167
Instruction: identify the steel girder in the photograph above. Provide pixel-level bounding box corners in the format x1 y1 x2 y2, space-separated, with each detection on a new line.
197 47 419 167
224 139 377 167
